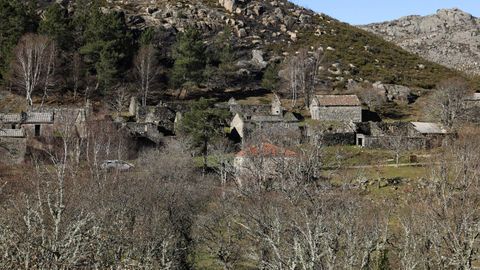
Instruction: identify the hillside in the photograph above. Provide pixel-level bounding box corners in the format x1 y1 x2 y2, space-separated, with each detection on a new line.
360 8 480 76
106 0 460 90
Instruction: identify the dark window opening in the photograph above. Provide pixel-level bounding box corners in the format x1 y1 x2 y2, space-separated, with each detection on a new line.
11 124 16 129
34 125 41 137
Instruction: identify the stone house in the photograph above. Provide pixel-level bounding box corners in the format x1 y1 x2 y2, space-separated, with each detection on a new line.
463 93 480 123
119 98 178 145
0 104 90 163
355 121 448 150
310 95 362 123
0 129 27 165
228 98 271 118
306 120 356 146
464 93 480 108
229 95 303 144
234 143 298 185
0 112 54 138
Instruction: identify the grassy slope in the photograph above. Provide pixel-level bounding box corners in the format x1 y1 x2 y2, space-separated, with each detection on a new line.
271 11 469 90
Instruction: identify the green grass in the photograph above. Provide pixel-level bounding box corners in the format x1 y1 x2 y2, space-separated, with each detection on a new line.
323 145 392 166
193 154 234 168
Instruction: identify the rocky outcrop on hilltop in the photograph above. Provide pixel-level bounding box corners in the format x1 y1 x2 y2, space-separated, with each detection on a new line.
46 0 459 92
361 8 480 75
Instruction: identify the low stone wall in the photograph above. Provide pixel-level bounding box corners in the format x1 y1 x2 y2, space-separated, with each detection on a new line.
0 137 27 165
311 133 356 146
363 136 427 150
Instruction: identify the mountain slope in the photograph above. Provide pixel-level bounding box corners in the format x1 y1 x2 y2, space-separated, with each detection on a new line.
360 8 480 76
104 0 461 89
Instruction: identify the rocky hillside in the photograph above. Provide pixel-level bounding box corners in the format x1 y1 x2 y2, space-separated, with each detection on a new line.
100 0 459 89
361 8 480 76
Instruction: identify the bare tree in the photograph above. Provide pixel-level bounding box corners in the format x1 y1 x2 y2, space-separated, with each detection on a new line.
11 34 53 107
427 77 471 130
385 136 407 167
285 48 324 108
72 52 82 101
109 84 130 113
357 85 385 112
134 44 157 107
41 42 57 107
286 56 300 107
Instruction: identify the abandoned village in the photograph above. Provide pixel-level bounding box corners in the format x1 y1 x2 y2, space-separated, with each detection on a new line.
2 89 478 180
3 0 480 268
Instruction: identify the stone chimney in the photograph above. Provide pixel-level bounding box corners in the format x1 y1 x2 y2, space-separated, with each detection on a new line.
271 93 282 116
129 97 138 116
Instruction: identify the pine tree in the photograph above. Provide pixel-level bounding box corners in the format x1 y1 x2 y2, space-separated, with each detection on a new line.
0 0 37 82
177 98 229 174
261 63 280 91
39 3 72 50
171 28 206 87
96 45 120 89
79 6 132 91
217 28 237 81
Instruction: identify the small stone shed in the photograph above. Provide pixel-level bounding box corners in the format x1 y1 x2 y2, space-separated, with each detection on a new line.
310 95 362 123
234 143 298 184
355 121 448 150
0 129 27 165
306 120 356 146
464 93 480 108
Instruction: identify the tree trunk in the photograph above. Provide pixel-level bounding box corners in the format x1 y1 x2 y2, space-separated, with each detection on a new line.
202 139 208 176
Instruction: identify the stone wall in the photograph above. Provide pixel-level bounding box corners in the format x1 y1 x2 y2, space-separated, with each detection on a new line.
243 121 303 145
22 123 54 138
311 133 356 146
0 137 27 165
360 135 427 150
311 106 362 122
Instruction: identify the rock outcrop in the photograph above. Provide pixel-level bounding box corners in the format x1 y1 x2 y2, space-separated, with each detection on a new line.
53 0 459 91
218 0 237 13
361 8 480 75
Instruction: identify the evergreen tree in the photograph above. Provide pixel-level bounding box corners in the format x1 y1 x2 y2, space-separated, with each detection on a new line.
79 6 132 91
217 28 237 80
0 0 37 82
171 28 206 87
96 45 120 89
177 98 229 174
39 3 72 50
261 63 280 91
139 27 155 46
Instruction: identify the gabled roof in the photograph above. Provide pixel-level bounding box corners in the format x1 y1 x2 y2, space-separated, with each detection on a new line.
465 93 480 101
313 95 361 106
0 112 54 124
236 143 298 158
0 114 21 123
25 112 54 123
411 122 447 134
0 129 25 138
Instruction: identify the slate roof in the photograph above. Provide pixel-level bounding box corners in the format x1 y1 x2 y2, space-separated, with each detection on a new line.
0 112 54 123
0 129 25 138
25 112 54 123
247 111 300 123
236 143 298 158
0 114 21 123
465 93 480 101
313 95 361 106
411 122 447 134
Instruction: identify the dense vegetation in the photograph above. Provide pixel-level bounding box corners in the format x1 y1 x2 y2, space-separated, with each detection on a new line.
0 0 472 110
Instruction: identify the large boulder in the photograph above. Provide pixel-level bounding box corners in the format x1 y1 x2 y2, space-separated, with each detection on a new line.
373 82 413 104
218 0 237 13
251 50 268 69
